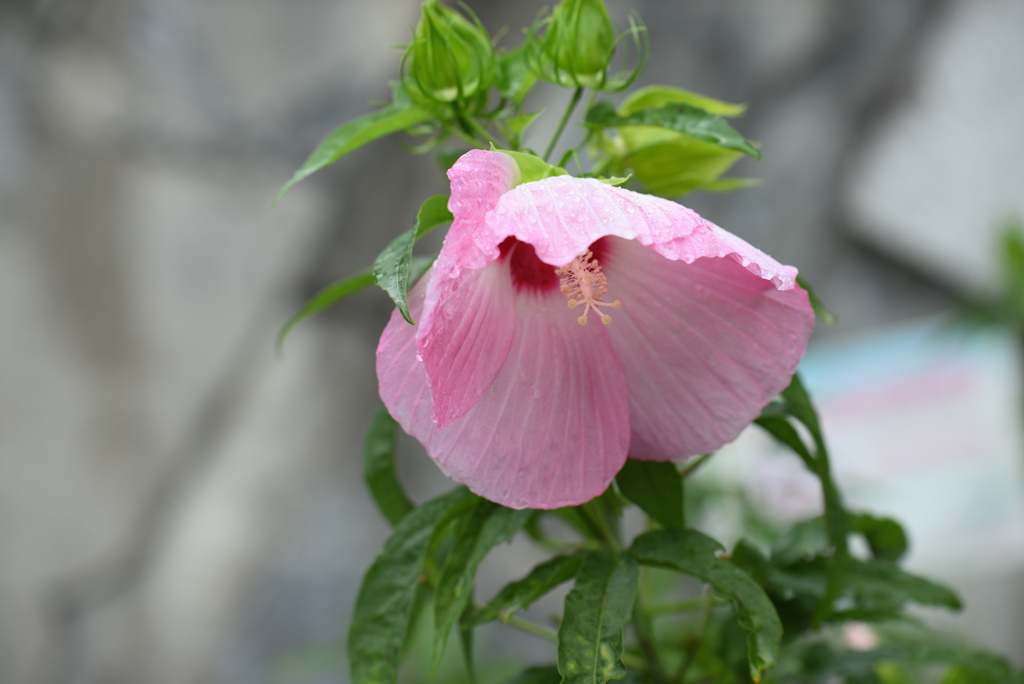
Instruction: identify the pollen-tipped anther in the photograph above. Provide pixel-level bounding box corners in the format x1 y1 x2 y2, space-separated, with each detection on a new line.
556 249 621 326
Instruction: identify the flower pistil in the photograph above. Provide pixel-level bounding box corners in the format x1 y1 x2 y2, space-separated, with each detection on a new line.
557 250 621 325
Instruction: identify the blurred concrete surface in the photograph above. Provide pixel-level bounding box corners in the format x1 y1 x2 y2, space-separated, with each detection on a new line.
0 0 1022 682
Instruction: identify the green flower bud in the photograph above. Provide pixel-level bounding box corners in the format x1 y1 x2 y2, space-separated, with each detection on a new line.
540 0 616 88
402 0 495 105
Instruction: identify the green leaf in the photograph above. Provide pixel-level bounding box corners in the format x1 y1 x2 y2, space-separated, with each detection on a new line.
507 110 544 137
626 142 744 198
796 275 836 325
753 413 815 469
599 128 749 199
408 254 436 287
373 195 453 324
496 148 569 185
615 459 683 529
496 45 539 104
770 517 829 568
596 175 631 186
842 558 961 612
458 601 476 684
697 177 760 192
807 639 1021 684
432 502 531 671
557 552 639 684
618 85 747 118
628 529 781 681
760 373 849 626
276 269 375 352
502 665 563 684
779 373 825 442
348 487 474 684
769 518 958 618
276 94 433 203
998 218 1024 325
472 552 586 625
850 513 908 562
361 404 414 527
585 100 760 159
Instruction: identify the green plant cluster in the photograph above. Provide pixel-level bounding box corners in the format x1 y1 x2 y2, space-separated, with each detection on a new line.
271 1 1024 682
328 377 1020 684
275 0 757 206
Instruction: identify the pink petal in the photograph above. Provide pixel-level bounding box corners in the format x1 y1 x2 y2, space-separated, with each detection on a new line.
438 149 521 276
599 237 814 460
419 259 518 428
377 274 435 438
486 168 798 291
652 220 799 290
486 175 707 268
413 150 522 425
377 279 631 510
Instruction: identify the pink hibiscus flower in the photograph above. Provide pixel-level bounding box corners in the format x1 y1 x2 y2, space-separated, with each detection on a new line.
376 150 814 509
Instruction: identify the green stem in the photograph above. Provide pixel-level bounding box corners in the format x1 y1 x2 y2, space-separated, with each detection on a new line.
502 614 559 642
580 502 619 551
679 454 712 479
462 114 502 148
543 86 584 162
449 124 487 149
672 588 715 684
632 588 669 684
812 442 849 627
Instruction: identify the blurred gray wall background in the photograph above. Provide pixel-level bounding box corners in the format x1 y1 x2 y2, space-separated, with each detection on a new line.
0 0 1021 682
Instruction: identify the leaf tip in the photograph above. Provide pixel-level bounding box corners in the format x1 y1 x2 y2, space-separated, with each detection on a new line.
275 319 298 355
274 177 299 207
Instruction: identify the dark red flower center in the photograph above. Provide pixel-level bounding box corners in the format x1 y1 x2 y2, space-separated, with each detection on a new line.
498 236 611 294
499 237 557 292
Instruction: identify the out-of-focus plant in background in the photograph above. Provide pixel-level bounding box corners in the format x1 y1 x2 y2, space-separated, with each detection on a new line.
273 1 1024 683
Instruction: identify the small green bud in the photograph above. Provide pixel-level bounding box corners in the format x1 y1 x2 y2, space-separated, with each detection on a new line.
402 0 495 105
540 0 616 88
